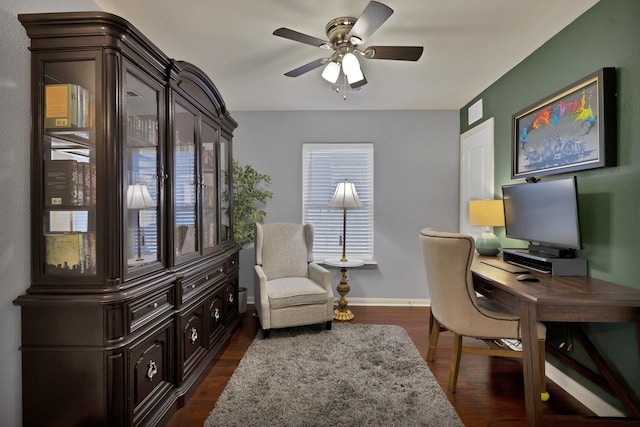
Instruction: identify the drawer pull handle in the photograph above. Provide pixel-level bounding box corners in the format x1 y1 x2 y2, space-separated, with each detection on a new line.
228 294 234 304
219 268 224 273
231 260 236 265
214 307 220 322
148 302 158 309
190 327 198 344
189 284 196 289
146 360 158 380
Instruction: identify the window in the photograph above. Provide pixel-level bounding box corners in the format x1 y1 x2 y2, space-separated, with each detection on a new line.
302 143 374 261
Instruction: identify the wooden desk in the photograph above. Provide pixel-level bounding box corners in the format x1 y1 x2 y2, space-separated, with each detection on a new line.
471 255 640 426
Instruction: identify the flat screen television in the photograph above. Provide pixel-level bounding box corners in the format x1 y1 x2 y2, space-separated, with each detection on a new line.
501 176 581 256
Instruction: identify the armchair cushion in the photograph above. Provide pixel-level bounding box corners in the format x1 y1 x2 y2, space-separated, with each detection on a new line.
267 277 331 309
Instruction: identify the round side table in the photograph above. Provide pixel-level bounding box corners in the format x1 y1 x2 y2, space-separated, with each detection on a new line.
324 258 364 321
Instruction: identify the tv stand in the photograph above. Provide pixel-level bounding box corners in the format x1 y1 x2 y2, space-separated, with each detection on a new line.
527 244 576 259
502 249 587 276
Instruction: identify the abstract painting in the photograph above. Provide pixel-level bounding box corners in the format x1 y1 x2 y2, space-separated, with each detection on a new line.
512 68 616 179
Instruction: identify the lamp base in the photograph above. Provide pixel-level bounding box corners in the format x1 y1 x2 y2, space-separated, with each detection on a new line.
476 228 501 256
333 266 354 321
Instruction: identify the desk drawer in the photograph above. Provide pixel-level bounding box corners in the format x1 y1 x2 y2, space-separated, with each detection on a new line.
474 277 516 310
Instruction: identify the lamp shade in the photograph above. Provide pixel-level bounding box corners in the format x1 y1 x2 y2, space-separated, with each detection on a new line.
321 61 340 84
469 199 504 256
341 52 360 76
127 183 156 209
468 199 505 227
328 180 364 209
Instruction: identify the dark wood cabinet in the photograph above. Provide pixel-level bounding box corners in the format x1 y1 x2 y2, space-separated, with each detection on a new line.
14 11 240 427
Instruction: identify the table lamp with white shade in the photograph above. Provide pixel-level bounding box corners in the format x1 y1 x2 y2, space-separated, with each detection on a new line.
127 183 156 261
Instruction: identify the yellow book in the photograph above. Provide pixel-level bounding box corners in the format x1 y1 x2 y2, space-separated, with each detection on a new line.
45 233 85 274
45 84 79 128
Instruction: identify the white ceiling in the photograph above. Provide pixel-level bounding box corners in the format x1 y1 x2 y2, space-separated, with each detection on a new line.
94 0 599 112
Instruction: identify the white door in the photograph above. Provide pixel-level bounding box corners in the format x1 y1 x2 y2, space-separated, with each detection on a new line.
460 117 494 237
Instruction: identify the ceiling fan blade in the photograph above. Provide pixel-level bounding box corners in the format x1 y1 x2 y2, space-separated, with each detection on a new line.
284 58 329 77
348 1 394 43
364 46 424 61
273 27 330 48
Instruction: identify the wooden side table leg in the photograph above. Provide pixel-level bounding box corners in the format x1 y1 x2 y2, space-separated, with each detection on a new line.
333 267 354 321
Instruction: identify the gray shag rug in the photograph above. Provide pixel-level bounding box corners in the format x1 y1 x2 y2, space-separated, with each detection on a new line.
204 323 464 427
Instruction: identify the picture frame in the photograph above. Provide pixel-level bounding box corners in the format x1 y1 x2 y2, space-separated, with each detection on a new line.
511 68 616 179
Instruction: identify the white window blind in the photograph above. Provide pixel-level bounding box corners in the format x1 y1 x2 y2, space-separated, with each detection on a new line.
302 143 374 261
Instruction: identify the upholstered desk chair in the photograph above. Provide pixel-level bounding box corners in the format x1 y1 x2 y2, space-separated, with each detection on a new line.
254 223 334 338
419 228 548 398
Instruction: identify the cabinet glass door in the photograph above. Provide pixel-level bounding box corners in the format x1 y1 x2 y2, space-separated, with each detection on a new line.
125 70 161 272
42 59 97 277
174 101 198 259
201 122 217 251
219 135 231 242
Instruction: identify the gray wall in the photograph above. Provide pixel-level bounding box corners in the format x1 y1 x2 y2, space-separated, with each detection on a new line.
0 0 101 424
232 110 460 304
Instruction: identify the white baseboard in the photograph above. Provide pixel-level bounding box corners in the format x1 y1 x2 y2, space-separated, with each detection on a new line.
245 296 624 416
246 297 429 307
347 297 430 307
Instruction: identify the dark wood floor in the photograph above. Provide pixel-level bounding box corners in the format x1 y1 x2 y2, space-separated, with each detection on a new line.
166 305 594 427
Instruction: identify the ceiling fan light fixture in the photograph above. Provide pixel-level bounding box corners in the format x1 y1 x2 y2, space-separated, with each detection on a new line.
346 66 365 85
321 61 341 83
349 36 363 45
342 52 360 76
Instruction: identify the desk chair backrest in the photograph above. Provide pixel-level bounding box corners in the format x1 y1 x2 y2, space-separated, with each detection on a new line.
419 227 521 339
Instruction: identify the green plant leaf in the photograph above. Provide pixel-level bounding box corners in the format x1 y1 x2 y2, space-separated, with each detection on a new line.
223 160 273 247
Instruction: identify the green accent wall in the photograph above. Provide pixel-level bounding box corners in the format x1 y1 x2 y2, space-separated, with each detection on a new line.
460 0 640 413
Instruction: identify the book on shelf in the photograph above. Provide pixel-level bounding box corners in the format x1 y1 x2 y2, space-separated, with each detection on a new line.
45 83 93 129
82 162 92 205
76 161 84 205
45 232 84 274
44 160 95 206
44 232 96 275
44 159 78 206
45 84 78 128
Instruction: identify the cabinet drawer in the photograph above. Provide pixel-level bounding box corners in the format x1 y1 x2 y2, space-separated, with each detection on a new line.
180 305 207 380
129 319 175 426
225 276 239 322
207 291 226 348
129 286 174 332
226 253 239 271
181 267 224 299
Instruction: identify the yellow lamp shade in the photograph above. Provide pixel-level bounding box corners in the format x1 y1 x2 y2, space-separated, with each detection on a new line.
468 199 505 227
468 199 504 256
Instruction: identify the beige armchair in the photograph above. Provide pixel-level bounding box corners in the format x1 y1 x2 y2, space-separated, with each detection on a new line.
419 228 548 398
254 223 334 338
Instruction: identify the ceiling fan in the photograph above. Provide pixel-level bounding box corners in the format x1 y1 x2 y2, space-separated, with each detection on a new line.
273 1 423 89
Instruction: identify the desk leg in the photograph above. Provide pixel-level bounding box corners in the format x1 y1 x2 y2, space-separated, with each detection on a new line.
333 267 354 321
520 300 543 427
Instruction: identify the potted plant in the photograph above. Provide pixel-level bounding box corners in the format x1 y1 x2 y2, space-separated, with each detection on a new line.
226 160 273 247
224 160 273 313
